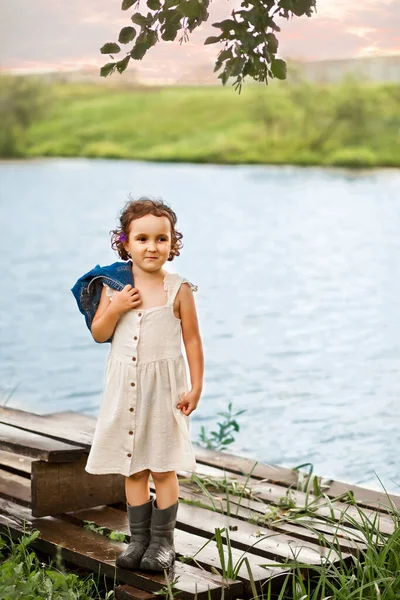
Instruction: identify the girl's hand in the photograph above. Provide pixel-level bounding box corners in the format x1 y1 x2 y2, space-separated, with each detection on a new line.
112 285 142 314
177 390 201 416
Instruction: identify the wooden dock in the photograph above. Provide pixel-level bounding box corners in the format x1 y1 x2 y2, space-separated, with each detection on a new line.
0 406 399 599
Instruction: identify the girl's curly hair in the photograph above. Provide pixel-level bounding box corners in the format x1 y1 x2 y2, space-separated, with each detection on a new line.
111 196 183 262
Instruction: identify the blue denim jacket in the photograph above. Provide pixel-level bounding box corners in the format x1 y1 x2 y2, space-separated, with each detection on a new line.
71 260 134 343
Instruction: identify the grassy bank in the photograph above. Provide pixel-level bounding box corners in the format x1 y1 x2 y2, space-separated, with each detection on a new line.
3 77 399 168
2 474 400 600
0 530 113 600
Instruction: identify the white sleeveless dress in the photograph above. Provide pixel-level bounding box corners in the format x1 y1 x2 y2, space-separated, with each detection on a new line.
85 272 197 476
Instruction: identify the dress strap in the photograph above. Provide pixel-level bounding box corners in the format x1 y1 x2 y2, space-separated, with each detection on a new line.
164 273 198 306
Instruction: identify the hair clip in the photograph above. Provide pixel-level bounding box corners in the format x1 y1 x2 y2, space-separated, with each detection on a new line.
119 232 127 242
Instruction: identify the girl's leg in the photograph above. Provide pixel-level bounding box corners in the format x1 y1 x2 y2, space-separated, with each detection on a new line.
140 470 179 572
116 469 152 570
151 470 179 508
125 469 151 506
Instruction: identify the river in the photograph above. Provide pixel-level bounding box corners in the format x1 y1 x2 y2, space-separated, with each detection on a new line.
1 158 399 493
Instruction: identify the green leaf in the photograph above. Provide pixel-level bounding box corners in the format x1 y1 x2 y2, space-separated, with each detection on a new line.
286 0 316 17
218 49 232 62
147 0 161 9
100 62 116 77
100 42 121 55
171 11 183 24
213 61 223 73
266 32 279 54
218 69 231 86
118 26 136 44
130 42 148 60
270 57 287 79
122 0 136 8
204 36 221 45
180 0 201 19
161 24 179 41
131 12 149 26
109 531 126 542
146 30 158 48
212 19 233 32
116 55 131 73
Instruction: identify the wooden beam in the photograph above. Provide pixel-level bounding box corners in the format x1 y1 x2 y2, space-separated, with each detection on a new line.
31 456 126 517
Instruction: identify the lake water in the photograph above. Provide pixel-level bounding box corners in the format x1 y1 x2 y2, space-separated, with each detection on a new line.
1 158 400 493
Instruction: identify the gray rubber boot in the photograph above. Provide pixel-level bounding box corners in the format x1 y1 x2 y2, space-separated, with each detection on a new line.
139 499 178 571
115 497 153 570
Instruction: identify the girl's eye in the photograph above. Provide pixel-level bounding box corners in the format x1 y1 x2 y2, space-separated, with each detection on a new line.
158 237 167 242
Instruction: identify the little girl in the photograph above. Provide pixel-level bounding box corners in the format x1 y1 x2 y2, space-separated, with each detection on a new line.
71 197 203 572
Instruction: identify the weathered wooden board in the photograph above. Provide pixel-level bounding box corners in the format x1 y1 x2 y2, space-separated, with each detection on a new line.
46 411 98 429
31 456 125 517
175 484 368 554
3 407 400 516
0 449 33 474
193 445 400 513
63 505 288 594
0 407 93 449
191 463 396 536
0 498 243 600
0 467 31 505
0 422 87 462
115 585 157 600
174 491 355 561
80 501 338 565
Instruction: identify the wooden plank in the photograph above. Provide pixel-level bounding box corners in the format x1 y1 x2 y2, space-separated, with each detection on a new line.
0 467 31 506
193 445 400 513
0 501 243 600
0 422 87 463
31 456 125 517
115 585 157 600
176 497 347 565
3 406 395 537
63 505 288 594
46 411 98 429
0 496 32 525
5 407 398 517
0 450 33 474
0 407 93 449
191 463 396 536
69 500 346 572
176 482 368 554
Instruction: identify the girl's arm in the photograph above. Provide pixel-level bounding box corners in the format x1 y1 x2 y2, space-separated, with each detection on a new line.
91 285 141 343
177 283 204 415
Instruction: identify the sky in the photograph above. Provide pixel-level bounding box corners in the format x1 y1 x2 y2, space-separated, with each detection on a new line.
0 0 399 81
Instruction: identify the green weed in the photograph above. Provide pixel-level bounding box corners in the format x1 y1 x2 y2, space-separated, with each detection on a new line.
0 529 113 600
199 402 246 452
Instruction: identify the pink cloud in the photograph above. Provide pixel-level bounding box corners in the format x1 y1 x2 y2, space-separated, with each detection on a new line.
0 0 399 74
278 0 400 60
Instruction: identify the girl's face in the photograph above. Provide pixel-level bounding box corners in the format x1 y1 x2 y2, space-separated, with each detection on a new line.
124 214 172 272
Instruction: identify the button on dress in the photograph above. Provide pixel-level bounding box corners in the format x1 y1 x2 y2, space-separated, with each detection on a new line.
85 272 197 476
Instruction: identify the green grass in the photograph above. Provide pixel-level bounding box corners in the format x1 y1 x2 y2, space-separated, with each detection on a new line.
179 467 400 599
14 78 400 168
2 469 400 599
0 529 114 600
